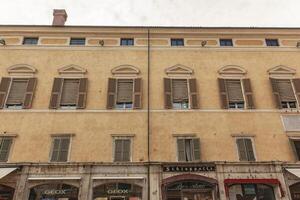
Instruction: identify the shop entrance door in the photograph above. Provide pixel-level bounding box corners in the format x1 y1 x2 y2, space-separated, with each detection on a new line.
181 190 213 200
110 197 125 200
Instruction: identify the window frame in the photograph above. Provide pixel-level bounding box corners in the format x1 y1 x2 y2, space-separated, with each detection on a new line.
225 78 246 109
171 78 191 110
69 38 86 46
4 78 29 109
49 136 72 163
290 138 300 161
176 137 200 162
120 38 134 46
59 78 81 109
235 137 256 162
113 78 135 110
171 38 184 46
23 37 39 45
219 39 233 47
112 136 132 162
0 137 14 163
265 39 279 47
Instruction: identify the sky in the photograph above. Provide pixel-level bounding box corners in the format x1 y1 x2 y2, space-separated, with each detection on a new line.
1 0 299 27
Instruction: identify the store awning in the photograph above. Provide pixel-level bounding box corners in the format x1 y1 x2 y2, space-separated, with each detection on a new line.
0 168 17 179
224 178 285 197
286 168 300 178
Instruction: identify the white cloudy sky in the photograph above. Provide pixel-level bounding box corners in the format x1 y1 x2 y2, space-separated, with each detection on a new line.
1 0 299 27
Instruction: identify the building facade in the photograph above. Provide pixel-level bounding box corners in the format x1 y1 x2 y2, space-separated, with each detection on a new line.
0 10 299 200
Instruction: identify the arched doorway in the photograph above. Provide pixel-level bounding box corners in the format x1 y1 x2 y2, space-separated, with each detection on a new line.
290 182 300 200
28 183 79 200
161 174 218 200
228 183 275 200
93 182 143 200
0 184 14 200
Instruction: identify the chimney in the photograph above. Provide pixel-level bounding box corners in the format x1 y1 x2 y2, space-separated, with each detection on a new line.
52 9 67 26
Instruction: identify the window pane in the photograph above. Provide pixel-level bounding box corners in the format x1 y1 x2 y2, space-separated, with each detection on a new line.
171 39 184 46
266 39 279 46
70 38 86 45
257 184 276 200
121 38 134 46
51 137 70 162
220 39 233 46
60 79 80 106
6 79 28 106
23 37 38 45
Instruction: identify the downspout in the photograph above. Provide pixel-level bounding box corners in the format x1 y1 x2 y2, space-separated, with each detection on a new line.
147 28 151 200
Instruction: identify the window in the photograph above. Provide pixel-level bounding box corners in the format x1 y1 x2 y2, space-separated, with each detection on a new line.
229 184 275 200
23 37 38 45
236 138 255 161
120 38 134 46
50 137 70 162
290 139 300 161
266 39 279 47
49 78 87 109
0 138 12 162
177 138 200 162
70 38 86 45
220 39 233 46
270 79 298 109
106 78 142 110
226 79 245 109
171 38 184 46
114 138 131 162
164 78 198 109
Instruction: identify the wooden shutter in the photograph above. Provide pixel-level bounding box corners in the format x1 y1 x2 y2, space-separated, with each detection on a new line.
60 79 80 106
277 79 296 102
244 138 255 161
50 138 60 162
133 78 142 109
177 139 185 161
270 78 282 109
23 78 37 109
0 138 12 162
164 78 172 109
189 79 199 109
0 78 11 109
293 79 300 104
242 79 255 109
49 78 63 109
226 79 244 102
77 78 88 109
218 78 228 109
123 139 131 161
107 78 116 109
117 79 133 103
172 79 188 102
192 138 200 161
236 139 247 161
58 138 70 162
6 79 28 106
114 139 123 161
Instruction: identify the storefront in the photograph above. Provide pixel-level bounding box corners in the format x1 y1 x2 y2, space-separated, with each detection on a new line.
224 179 283 200
0 185 14 200
28 183 79 200
284 168 300 200
93 182 142 200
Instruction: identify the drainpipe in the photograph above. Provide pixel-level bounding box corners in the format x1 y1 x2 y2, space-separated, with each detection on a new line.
147 28 151 200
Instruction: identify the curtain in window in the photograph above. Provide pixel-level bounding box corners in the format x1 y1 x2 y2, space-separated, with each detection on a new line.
117 79 133 103
6 79 28 105
226 79 244 103
172 79 188 102
60 79 80 105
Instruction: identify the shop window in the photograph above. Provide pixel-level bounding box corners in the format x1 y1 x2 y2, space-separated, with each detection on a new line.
270 78 299 109
266 39 279 47
220 39 233 46
0 137 13 162
29 183 78 200
93 183 142 200
113 138 131 162
0 184 15 200
50 137 70 162
236 138 256 161
121 38 134 46
171 38 184 46
23 37 38 45
70 38 86 45
177 138 200 162
228 184 275 200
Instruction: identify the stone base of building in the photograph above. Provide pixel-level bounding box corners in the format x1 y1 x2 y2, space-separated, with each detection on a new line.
0 162 297 200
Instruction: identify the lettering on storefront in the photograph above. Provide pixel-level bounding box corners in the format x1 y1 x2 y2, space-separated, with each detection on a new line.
107 189 129 194
163 165 215 172
43 189 67 195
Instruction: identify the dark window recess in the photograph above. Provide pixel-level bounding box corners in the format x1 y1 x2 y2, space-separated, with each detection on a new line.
177 138 200 162
293 140 300 160
50 137 70 162
171 38 184 46
236 138 256 161
114 139 131 162
120 38 134 46
23 37 38 45
220 39 233 46
266 39 279 46
70 38 86 45
0 138 12 162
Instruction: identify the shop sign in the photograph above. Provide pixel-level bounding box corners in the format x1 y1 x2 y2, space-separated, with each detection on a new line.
163 165 215 172
42 189 68 195
107 189 129 194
